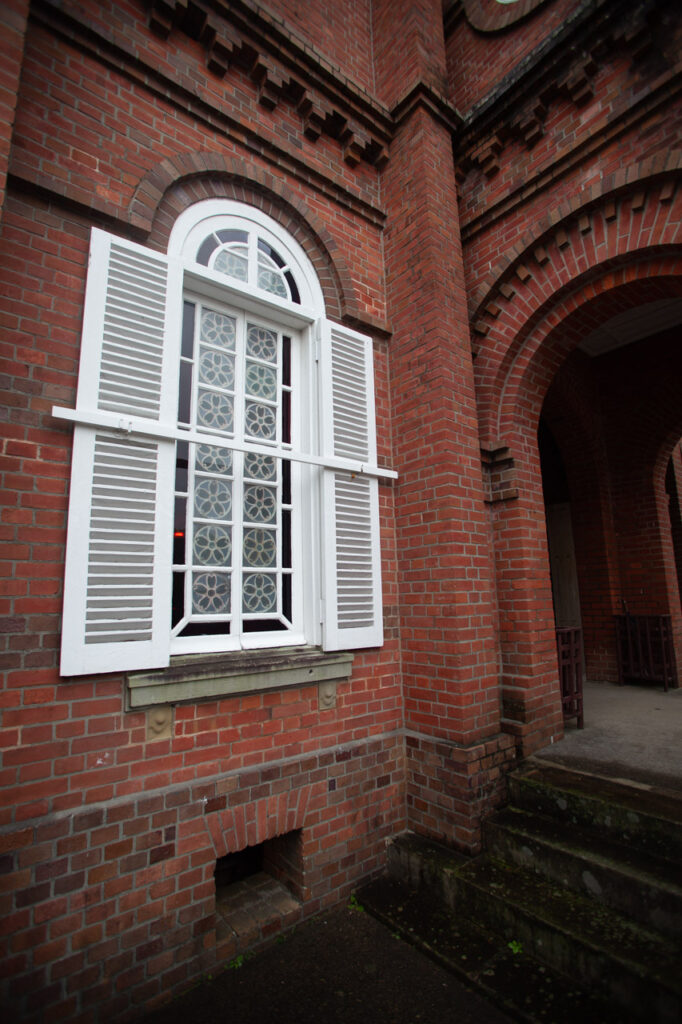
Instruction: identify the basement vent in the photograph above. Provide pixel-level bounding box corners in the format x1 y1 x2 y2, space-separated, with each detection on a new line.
214 831 304 953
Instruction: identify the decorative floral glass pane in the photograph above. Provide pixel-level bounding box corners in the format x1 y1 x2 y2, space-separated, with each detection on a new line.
245 360 277 400
243 484 276 523
193 524 232 566
246 324 278 362
258 266 288 298
197 389 234 432
244 452 276 481
242 572 277 613
200 309 236 349
199 349 235 390
243 527 276 567
257 251 288 298
244 400 276 440
194 478 232 520
192 571 231 614
196 444 232 475
213 247 248 282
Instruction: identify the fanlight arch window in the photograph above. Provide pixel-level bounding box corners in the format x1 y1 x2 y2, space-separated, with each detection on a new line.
195 228 301 304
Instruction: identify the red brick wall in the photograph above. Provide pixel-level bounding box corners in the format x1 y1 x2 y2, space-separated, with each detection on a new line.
373 0 448 105
257 0 376 95
1 733 404 1020
0 1 406 1017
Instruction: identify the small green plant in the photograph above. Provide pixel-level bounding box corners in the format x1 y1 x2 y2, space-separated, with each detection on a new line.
507 939 523 955
348 892 364 912
228 954 246 969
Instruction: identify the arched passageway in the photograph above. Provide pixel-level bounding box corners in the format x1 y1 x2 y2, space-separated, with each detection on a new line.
472 170 682 756
541 314 682 698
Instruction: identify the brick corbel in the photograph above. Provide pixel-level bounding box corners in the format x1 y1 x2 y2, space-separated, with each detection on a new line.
144 0 391 170
250 53 286 110
147 0 188 38
203 19 244 76
558 59 596 106
481 444 518 505
456 3 664 178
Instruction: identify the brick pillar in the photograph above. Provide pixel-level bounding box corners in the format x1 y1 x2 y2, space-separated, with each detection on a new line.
489 424 565 754
375 0 515 852
0 0 30 225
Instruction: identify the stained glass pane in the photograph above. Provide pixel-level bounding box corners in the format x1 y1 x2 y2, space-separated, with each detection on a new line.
200 308 236 348
243 527 276 567
214 247 248 282
242 572 277 613
193 572 231 614
194 478 232 521
244 400 276 440
199 348 235 389
246 324 277 362
197 389 234 432
243 484 276 523
193 524 232 566
244 452 276 481
257 263 288 298
245 360 277 400
196 444 232 475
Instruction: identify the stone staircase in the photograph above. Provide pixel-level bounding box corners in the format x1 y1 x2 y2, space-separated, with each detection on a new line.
359 759 682 1023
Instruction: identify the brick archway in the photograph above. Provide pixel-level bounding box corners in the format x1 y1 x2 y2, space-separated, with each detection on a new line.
472 169 682 755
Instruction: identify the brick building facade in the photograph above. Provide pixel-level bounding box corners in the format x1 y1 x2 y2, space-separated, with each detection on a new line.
1 0 681 1018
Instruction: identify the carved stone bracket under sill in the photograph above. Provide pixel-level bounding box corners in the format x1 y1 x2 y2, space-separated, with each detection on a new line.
127 647 353 708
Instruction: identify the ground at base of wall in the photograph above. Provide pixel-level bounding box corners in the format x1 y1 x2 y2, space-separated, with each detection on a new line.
140 903 512 1024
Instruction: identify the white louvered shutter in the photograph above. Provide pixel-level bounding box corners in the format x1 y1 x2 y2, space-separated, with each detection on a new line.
319 321 383 650
60 230 178 676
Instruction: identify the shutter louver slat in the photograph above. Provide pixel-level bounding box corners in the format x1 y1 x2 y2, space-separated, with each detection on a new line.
96 242 167 419
84 436 156 643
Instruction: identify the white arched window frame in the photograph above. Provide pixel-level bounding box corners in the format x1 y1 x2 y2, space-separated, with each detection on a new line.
54 201 395 677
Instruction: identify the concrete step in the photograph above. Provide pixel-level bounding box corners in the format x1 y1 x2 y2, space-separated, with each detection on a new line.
485 804 682 936
510 760 682 863
452 853 681 1024
358 872 623 1024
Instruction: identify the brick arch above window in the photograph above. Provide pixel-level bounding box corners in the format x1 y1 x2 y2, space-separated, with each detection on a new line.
127 152 365 329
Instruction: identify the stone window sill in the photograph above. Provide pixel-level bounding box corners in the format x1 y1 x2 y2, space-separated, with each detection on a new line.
126 647 353 709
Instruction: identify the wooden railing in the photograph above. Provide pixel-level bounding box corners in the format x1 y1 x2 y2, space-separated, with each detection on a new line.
615 614 677 692
556 627 584 728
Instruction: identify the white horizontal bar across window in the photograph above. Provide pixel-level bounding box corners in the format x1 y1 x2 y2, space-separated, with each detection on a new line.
52 405 397 480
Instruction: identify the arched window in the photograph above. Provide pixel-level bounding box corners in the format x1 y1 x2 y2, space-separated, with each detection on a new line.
55 201 394 678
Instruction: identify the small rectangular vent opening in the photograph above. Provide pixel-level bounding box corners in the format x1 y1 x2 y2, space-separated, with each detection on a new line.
214 830 303 955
